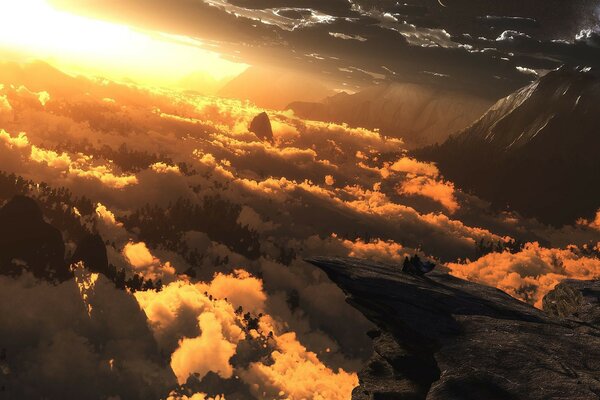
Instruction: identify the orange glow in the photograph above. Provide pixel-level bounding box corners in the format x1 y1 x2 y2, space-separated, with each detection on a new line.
0 0 247 85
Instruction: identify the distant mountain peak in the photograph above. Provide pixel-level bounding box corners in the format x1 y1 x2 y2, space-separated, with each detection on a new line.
416 67 600 226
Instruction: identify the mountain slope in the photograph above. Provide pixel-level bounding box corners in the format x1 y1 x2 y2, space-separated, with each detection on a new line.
415 67 600 226
218 66 334 109
288 83 492 148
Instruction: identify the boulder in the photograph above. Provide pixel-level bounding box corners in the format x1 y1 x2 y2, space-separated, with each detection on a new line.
249 112 274 143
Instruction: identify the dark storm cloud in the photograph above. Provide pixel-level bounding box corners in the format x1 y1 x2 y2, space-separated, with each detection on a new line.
51 0 600 97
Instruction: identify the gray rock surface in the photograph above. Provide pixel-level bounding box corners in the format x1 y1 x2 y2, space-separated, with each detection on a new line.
544 279 600 326
306 257 600 400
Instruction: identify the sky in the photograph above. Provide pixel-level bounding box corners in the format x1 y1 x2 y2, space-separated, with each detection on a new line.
0 0 597 96
0 0 248 86
41 0 600 98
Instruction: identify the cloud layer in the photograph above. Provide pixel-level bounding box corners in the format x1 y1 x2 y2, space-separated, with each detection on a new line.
0 61 598 398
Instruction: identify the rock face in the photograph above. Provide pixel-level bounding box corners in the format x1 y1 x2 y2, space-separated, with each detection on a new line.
543 279 600 325
0 196 70 282
249 112 274 143
306 257 600 400
415 67 600 225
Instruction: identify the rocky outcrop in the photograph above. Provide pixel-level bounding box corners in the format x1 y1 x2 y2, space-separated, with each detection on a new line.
0 196 70 282
249 112 274 143
543 279 600 325
306 257 600 400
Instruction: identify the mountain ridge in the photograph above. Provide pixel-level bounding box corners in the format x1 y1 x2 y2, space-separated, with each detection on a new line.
415 66 600 226
288 82 491 148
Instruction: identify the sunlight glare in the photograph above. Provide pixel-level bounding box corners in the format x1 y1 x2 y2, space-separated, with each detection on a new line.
0 0 247 85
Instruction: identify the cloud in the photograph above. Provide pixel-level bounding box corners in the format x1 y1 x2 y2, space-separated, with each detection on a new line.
53 0 600 99
0 93 12 113
134 281 228 352
0 129 28 149
151 162 181 175
240 331 358 400
335 235 414 263
398 176 459 213
237 206 279 234
30 145 72 169
70 165 139 189
133 271 359 398
166 393 224 400
0 272 175 399
171 312 238 384
95 202 129 244
0 129 139 189
16 85 51 106
388 157 439 177
575 29 600 48
447 242 600 308
578 209 600 231
123 242 177 281
2 63 599 399
208 269 267 314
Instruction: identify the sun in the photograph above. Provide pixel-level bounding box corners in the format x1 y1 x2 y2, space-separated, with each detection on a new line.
0 0 247 85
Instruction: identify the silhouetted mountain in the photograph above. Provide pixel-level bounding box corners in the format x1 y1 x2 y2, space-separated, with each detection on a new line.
218 66 334 109
288 83 491 148
177 71 231 95
0 196 70 282
71 234 109 273
0 194 158 291
416 67 600 225
307 256 600 399
0 60 81 97
249 112 274 143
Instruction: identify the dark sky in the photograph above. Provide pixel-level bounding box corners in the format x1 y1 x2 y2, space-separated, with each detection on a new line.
53 0 600 98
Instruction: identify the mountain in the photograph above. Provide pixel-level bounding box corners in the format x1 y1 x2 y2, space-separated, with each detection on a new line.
177 71 233 95
218 66 334 110
307 256 600 400
0 60 81 97
288 83 492 148
0 196 70 282
415 67 600 226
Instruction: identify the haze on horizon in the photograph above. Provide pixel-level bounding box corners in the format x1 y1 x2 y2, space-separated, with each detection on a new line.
0 0 248 87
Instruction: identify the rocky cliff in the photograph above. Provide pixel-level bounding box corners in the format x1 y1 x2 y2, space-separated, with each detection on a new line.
307 256 600 400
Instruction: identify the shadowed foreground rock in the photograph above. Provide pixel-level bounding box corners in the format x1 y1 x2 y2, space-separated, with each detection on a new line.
306 257 600 400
